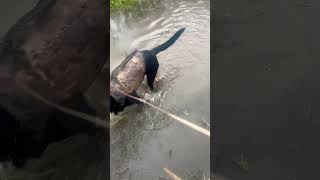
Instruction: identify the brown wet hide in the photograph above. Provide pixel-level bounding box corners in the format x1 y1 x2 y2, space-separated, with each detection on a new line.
0 0 108 118
110 52 145 100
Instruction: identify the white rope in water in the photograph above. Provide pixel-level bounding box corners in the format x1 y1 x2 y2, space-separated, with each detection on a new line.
116 89 210 137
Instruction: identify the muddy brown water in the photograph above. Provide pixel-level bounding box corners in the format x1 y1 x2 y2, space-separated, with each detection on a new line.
110 0 210 179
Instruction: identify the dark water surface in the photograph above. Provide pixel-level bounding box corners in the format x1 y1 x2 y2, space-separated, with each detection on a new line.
214 0 320 179
110 0 210 179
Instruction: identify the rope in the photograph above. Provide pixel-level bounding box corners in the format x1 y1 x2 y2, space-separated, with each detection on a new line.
20 83 109 129
163 168 182 180
116 89 210 137
18 83 210 138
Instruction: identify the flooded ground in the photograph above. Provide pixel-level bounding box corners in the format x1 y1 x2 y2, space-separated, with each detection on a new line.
110 0 210 179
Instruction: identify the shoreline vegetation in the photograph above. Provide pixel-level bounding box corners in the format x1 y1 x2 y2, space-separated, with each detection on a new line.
110 0 141 12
